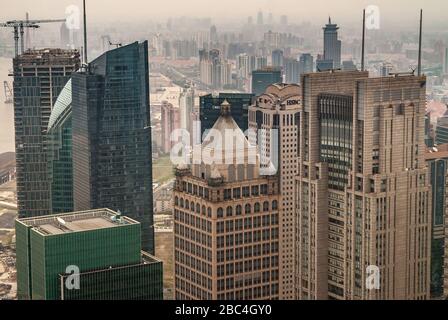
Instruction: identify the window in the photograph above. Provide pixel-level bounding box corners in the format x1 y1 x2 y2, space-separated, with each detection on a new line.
263 201 269 212
226 206 233 217
272 200 278 210
254 202 260 213
236 205 242 216
217 208 224 218
245 204 251 214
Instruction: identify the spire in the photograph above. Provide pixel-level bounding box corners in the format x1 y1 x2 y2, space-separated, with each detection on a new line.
83 0 88 65
220 99 231 116
361 9 366 71
329 16 331 24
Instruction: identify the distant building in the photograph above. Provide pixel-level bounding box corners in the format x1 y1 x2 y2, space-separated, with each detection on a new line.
179 85 195 143
47 79 74 214
284 58 300 83
13 49 80 218
161 101 181 154
435 113 448 145
272 49 284 68
380 62 394 77
322 17 341 69
299 53 313 76
199 93 254 139
316 59 334 72
251 67 282 96
174 101 281 299
257 10 264 25
16 209 163 300
342 60 356 71
71 42 154 253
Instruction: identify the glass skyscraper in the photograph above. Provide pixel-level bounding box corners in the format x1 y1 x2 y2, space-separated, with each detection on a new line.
47 79 74 214
71 42 154 254
251 68 282 96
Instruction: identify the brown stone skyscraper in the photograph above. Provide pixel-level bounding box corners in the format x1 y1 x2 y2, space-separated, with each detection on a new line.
173 101 281 300
249 84 301 299
295 70 431 299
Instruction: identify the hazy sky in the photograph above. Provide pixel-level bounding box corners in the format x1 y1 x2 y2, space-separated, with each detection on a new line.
1 0 447 29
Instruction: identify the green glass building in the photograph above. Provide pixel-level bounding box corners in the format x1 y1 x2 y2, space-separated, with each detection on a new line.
16 208 163 300
426 151 448 298
47 79 74 214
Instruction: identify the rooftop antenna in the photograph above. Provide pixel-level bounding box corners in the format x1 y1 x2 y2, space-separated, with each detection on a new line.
417 9 423 76
83 0 88 65
361 9 365 71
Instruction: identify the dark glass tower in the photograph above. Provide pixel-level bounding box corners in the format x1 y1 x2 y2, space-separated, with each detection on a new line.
13 49 80 218
199 92 254 139
251 68 282 96
47 79 74 214
72 42 154 253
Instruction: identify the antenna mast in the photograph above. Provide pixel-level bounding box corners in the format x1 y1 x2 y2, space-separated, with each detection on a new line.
83 0 88 65
417 9 423 76
361 9 365 71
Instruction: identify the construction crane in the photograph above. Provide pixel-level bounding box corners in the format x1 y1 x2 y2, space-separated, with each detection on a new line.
0 21 39 57
0 18 66 57
3 81 13 104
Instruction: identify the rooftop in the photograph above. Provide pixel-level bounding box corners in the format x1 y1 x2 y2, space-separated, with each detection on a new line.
17 209 138 236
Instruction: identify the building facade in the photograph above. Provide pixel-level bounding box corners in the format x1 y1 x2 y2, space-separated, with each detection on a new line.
71 42 154 254
16 209 163 300
173 101 281 299
13 49 80 218
161 101 181 154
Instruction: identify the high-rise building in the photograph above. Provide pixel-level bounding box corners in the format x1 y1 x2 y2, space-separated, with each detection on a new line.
161 101 181 154
199 93 254 139
295 70 431 300
71 42 154 253
316 59 334 72
249 84 301 300
13 49 80 218
425 144 448 298
380 63 394 77
284 58 300 83
179 85 195 141
435 112 448 145
322 17 341 69
443 47 448 75
16 208 163 300
173 101 281 299
299 53 313 76
257 10 264 25
342 60 357 71
47 79 74 214
272 49 284 69
199 49 231 89
251 68 282 96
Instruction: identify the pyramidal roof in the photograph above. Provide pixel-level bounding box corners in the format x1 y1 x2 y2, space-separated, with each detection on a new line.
202 101 250 151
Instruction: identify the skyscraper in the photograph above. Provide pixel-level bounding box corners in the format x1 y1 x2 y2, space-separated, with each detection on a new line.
299 53 314 76
173 101 281 299
435 112 448 145
251 67 282 96
179 85 195 142
13 49 80 218
425 144 448 298
71 42 154 254
322 17 341 69
284 58 300 83
272 49 284 69
16 209 163 300
161 101 181 154
295 70 430 300
199 93 254 139
249 84 301 300
47 79 74 214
